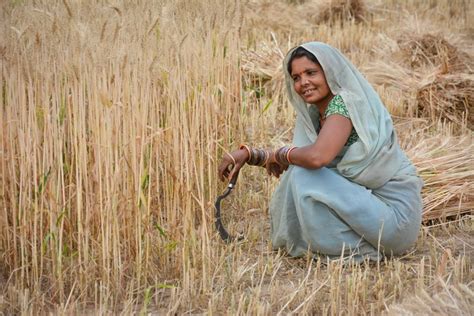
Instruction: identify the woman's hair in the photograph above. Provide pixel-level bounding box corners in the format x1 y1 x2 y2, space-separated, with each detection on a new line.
287 47 320 75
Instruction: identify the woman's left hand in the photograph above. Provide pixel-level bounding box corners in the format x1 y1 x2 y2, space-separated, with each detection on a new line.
265 152 288 178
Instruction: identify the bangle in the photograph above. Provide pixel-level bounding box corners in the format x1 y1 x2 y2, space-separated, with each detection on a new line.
240 145 269 166
274 146 298 166
287 146 297 164
250 148 268 166
239 144 252 162
263 149 270 166
275 146 289 166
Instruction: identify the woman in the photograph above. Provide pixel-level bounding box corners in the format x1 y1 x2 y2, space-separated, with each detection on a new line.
218 42 423 261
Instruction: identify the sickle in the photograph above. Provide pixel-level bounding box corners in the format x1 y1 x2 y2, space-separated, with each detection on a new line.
214 175 244 243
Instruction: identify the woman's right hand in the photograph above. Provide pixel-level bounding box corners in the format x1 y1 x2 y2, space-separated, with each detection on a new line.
265 152 289 178
218 149 250 182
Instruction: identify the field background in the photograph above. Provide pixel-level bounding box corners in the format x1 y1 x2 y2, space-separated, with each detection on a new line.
1 0 473 314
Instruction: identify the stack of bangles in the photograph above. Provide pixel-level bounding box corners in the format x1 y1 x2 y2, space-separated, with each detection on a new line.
239 145 269 166
240 145 297 166
275 145 297 166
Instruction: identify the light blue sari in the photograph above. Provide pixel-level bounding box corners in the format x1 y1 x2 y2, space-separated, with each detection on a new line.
269 43 423 261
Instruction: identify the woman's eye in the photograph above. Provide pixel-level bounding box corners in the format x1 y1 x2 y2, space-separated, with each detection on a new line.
293 77 300 82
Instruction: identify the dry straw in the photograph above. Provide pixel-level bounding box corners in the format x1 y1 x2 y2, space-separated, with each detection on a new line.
0 0 473 314
417 73 474 130
400 125 474 221
364 31 473 131
398 33 473 72
398 33 474 129
316 0 367 24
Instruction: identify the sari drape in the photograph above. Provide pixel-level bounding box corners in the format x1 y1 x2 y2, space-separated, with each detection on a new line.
270 42 423 260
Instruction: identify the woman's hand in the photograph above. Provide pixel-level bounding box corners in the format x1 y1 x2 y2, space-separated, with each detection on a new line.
265 152 289 178
218 149 249 182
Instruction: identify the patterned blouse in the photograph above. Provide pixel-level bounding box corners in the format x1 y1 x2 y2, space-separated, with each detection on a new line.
324 95 359 146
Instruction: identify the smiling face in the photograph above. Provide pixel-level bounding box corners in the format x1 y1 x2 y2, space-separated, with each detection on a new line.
290 56 333 108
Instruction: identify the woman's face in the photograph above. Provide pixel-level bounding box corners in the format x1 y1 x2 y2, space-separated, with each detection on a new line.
290 56 333 107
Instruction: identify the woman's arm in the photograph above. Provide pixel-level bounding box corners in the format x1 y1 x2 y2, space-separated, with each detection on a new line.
218 114 352 181
287 114 353 169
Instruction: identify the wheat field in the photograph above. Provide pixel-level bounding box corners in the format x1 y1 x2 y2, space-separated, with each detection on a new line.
0 0 473 314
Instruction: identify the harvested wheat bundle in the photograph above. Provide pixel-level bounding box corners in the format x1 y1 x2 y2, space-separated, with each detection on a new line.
361 59 422 117
417 73 474 130
244 0 368 37
316 0 367 24
403 131 474 222
243 0 313 35
241 39 285 99
364 34 473 127
241 41 283 82
398 33 473 73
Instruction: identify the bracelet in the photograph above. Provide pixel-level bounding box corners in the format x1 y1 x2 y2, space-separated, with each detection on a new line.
240 144 269 166
239 144 252 163
275 146 289 166
287 146 297 164
263 150 270 166
249 148 269 166
274 146 297 166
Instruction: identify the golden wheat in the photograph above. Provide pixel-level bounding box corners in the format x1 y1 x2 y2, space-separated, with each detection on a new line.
0 0 472 314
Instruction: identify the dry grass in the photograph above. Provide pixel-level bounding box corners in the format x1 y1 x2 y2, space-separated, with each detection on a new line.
417 73 474 130
363 33 473 130
396 33 474 129
398 122 473 221
398 33 473 72
316 0 367 24
1 0 473 314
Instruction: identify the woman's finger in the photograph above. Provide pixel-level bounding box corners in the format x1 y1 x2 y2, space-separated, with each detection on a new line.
218 160 232 181
228 163 241 180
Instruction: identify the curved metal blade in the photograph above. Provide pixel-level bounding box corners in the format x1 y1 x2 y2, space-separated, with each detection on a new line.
214 176 243 243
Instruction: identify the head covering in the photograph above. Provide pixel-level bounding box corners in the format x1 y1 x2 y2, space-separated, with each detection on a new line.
284 42 405 189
